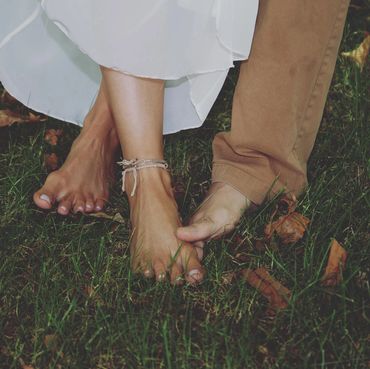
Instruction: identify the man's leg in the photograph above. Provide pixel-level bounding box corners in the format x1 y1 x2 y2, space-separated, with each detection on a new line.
178 0 350 246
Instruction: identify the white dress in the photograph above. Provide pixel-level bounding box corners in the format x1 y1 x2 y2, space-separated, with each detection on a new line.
0 0 258 134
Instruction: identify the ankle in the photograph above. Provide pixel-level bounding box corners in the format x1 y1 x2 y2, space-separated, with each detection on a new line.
124 166 172 200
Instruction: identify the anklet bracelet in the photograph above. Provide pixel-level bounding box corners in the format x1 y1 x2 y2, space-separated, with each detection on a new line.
117 159 169 197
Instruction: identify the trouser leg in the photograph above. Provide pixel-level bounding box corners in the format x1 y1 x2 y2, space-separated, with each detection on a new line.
212 0 350 204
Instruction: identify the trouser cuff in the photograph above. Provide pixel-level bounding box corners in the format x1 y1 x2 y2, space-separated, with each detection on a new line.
212 162 283 205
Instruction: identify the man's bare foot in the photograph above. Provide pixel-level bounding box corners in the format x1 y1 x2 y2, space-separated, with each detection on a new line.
176 182 251 257
126 167 204 285
33 107 119 215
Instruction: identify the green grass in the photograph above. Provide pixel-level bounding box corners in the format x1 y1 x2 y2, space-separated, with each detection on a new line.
0 5 369 369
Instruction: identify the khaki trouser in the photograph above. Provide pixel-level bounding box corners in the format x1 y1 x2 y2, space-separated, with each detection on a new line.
212 0 350 205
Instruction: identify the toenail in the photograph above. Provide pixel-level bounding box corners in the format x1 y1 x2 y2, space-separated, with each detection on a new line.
77 206 84 212
60 206 67 212
96 206 102 211
144 269 153 278
157 272 166 282
188 269 202 281
40 194 51 204
86 204 92 209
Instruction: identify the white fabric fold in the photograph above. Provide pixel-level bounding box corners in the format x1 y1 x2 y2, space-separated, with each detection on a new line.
0 0 258 134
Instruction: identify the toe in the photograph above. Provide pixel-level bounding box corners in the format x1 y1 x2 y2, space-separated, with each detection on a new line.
33 188 55 210
153 261 168 283
84 198 95 213
181 246 204 284
73 199 85 214
95 199 105 212
139 259 154 279
57 198 73 215
177 216 217 243
143 268 154 279
169 263 184 285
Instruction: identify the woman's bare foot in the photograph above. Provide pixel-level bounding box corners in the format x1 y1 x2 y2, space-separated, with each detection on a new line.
126 167 204 285
33 107 119 215
176 182 251 256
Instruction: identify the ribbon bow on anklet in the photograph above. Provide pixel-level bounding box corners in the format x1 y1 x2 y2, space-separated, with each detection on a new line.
117 159 169 197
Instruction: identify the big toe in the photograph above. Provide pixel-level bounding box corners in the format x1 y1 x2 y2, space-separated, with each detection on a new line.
181 246 204 284
33 188 55 210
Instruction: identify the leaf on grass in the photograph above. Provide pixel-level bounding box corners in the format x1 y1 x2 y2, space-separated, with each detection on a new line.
21 365 34 369
221 271 237 285
265 212 310 244
233 252 250 263
87 211 126 224
0 90 18 106
44 153 59 171
18 358 35 369
341 33 370 71
321 239 347 286
44 129 63 146
277 194 297 214
83 285 104 304
44 334 59 352
0 109 46 127
242 267 291 313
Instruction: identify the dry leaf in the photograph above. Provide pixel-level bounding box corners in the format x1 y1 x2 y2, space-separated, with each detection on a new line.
18 358 35 369
44 129 63 146
233 252 250 263
221 271 237 285
83 285 104 304
321 239 347 286
242 267 291 312
0 90 18 106
265 212 310 244
87 211 126 224
44 334 59 352
277 194 297 214
0 109 46 127
44 153 59 171
341 33 370 71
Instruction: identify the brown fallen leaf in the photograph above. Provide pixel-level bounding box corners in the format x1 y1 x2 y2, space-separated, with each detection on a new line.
87 211 126 224
83 285 104 304
44 153 59 172
18 358 35 369
44 334 59 352
0 90 18 106
242 267 291 313
341 33 370 71
0 109 46 127
265 212 310 244
233 252 250 263
321 239 348 286
277 194 297 214
44 129 63 146
221 271 237 285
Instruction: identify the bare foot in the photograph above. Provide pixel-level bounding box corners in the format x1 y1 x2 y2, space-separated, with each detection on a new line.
33 107 119 215
126 167 204 285
176 182 251 257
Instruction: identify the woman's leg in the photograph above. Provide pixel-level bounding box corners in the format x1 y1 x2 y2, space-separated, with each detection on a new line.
33 79 120 214
101 67 204 285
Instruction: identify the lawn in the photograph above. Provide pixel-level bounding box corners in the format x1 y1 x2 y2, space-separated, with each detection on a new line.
0 3 369 369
